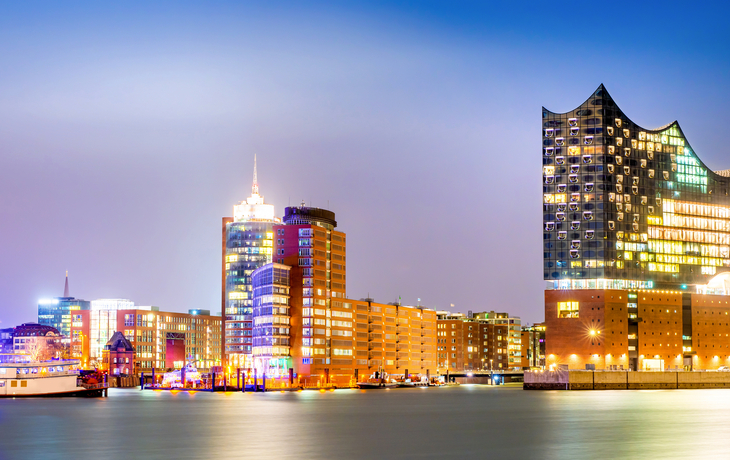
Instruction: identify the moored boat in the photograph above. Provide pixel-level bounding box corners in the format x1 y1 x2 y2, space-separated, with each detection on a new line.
397 376 430 388
0 355 107 397
357 370 399 389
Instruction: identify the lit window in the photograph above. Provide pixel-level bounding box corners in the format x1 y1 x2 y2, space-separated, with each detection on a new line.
558 301 579 318
607 126 614 136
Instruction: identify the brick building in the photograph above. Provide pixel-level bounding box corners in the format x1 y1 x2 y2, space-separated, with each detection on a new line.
436 311 522 372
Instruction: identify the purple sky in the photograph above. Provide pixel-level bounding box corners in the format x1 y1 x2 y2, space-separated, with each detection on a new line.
1 2 729 327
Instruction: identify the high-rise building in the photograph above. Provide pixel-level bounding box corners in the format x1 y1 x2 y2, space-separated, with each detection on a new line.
37 273 90 342
251 263 292 376
273 205 348 384
543 85 730 371
245 205 438 387
222 156 280 369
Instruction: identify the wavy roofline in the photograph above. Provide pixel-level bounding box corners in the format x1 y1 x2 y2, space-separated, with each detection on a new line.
543 84 728 182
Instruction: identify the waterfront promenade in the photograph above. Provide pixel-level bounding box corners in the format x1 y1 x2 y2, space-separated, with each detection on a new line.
3 386 730 459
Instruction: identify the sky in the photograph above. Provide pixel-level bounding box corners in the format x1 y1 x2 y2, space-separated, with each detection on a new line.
0 1 729 327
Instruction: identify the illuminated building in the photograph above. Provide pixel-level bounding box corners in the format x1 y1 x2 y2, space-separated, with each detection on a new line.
436 311 522 373
544 85 730 370
521 323 546 368
251 263 292 376
12 323 63 360
222 156 280 369
87 299 136 362
71 306 222 372
37 272 90 342
245 205 438 386
102 331 136 376
272 205 349 385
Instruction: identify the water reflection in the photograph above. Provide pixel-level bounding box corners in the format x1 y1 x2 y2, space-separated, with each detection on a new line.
1 387 730 459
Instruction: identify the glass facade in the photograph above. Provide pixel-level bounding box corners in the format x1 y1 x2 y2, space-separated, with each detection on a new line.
251 263 291 375
543 85 730 290
225 222 275 362
37 297 90 341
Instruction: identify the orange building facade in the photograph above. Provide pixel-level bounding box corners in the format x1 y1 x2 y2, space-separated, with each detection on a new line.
70 309 222 373
546 289 730 371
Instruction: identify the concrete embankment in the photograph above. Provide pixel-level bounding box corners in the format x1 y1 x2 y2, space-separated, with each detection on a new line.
524 370 730 390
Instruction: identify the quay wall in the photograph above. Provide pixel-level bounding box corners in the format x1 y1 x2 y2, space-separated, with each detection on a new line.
525 370 730 390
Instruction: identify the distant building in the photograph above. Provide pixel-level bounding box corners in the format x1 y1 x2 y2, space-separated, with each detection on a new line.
222 156 280 369
0 328 14 353
37 272 90 342
71 306 221 373
521 323 546 368
436 311 523 372
12 323 62 360
102 331 136 376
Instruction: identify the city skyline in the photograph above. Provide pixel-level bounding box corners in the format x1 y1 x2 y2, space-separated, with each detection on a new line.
1 2 729 328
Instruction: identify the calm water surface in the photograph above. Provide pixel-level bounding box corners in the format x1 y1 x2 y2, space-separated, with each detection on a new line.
2 385 730 459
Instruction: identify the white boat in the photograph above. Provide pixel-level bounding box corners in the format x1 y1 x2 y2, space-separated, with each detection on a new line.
397 376 430 388
357 371 398 389
0 355 107 398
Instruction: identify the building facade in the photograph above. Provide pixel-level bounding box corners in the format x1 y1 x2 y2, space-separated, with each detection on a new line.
12 323 63 360
240 205 438 386
71 307 222 373
222 157 279 369
37 273 91 342
521 323 546 368
544 85 730 370
102 331 136 376
436 311 522 372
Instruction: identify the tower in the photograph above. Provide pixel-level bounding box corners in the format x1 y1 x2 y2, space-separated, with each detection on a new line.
222 156 280 369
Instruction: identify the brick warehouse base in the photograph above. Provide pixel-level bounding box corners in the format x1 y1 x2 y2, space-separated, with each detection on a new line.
525 370 730 390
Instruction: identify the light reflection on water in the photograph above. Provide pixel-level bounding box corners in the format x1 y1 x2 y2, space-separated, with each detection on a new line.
2 386 730 459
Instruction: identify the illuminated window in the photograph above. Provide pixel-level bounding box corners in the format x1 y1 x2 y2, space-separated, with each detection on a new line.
607 126 614 136
555 156 565 165
615 119 622 127
558 302 579 318
544 147 554 156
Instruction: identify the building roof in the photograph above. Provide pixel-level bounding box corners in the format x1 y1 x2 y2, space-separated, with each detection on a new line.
13 322 60 337
104 331 135 352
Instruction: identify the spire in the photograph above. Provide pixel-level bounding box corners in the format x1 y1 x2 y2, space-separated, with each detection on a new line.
63 271 69 297
252 154 259 196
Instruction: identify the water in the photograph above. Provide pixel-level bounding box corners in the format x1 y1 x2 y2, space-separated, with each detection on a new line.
2 385 730 459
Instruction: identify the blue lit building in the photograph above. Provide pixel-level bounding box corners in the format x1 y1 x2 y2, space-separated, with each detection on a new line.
37 273 90 341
